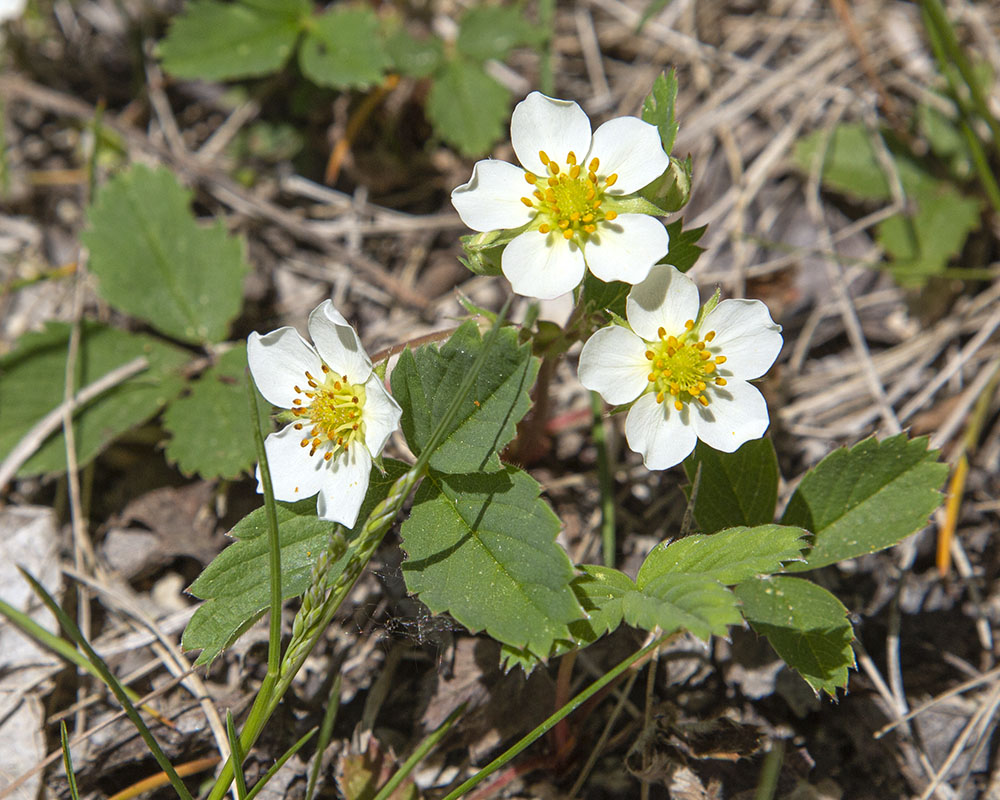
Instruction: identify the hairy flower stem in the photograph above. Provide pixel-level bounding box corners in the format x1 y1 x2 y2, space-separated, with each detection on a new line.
206 463 426 800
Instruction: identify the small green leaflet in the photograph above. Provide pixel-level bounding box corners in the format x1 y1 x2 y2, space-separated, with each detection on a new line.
782 434 947 571
182 459 410 665
663 219 706 273
735 576 854 696
163 344 269 480
391 320 538 474
83 165 249 345
793 124 894 202
456 5 544 63
299 6 391 89
400 466 582 656
158 0 309 80
0 322 189 477
385 27 444 79
683 439 779 534
426 59 510 156
641 70 680 154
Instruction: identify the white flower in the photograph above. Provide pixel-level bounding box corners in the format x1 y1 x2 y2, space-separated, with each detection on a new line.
578 265 782 470
247 300 402 528
451 92 671 300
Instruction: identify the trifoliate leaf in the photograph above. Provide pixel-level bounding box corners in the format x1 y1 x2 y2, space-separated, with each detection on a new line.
782 434 947 571
426 58 510 156
158 0 309 80
182 459 409 665
641 69 679 154
299 5 391 89
162 344 269 480
0 322 189 477
390 320 538 474
83 165 249 345
456 5 543 63
636 525 809 587
735 576 854 696
400 467 582 655
683 439 779 534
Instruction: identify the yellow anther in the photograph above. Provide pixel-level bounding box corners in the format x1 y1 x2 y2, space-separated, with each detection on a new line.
684 320 695 330
674 400 683 411
657 327 666 338
567 151 577 165
604 210 618 221
300 438 309 448
700 350 711 360
589 157 599 172
588 171 597 183
698 396 709 406
563 229 573 239
294 385 302 393
704 362 716 373
521 197 534 207
538 223 550 234
525 172 537 184
547 177 559 187
584 224 596 233
648 373 657 382
324 451 333 461
548 161 560 175
715 377 727 386
656 391 665 404
582 213 594 222
605 173 618 187
570 211 580 221
715 355 727 364
539 150 550 165
645 350 655 360
570 165 581 179
705 331 716 341
558 219 569 228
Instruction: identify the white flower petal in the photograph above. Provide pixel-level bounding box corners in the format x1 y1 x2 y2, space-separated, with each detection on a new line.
502 230 586 300
451 160 536 232
362 373 402 458
626 264 701 341
585 215 669 285
316 445 372 528
511 92 592 176
248 327 322 409
702 299 783 380
308 300 373 383
588 117 670 194
624 392 698 470
692 380 770 453
578 326 650 405
256 424 327 502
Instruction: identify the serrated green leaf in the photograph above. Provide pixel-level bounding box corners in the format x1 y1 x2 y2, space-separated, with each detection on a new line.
570 564 632 642
735 576 854 696
299 5 391 89
390 320 537 474
158 0 308 80
83 165 249 345
182 459 409 665
636 525 809 587
162 345 269 480
456 5 542 63
663 218 706 273
384 27 444 78
793 124 893 202
683 439 779 534
623 575 741 640
426 58 510 156
641 70 679 154
400 467 582 655
582 273 630 320
0 322 189 477
876 179 981 285
782 434 947 571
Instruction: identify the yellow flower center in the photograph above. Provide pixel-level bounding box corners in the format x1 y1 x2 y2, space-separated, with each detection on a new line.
645 321 728 411
289 364 366 460
520 150 619 243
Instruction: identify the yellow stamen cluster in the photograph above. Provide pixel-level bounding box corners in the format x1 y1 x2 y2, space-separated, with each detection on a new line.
521 150 619 243
645 322 728 412
290 363 366 460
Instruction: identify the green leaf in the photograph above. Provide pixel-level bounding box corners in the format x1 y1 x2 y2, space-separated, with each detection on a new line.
641 70 679 154
400 467 582 655
876 178 981 285
682 439 779 534
83 165 249 345
735 576 854 696
384 27 444 78
0 322 189 477
299 5 391 89
793 123 892 202
158 0 308 80
636 525 809 587
456 5 542 63
582 273 630 321
162 344 269 480
570 564 632 641
182 459 409 665
623 574 741 640
390 320 537 474
426 58 510 156
663 218 706 272
782 434 947 571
